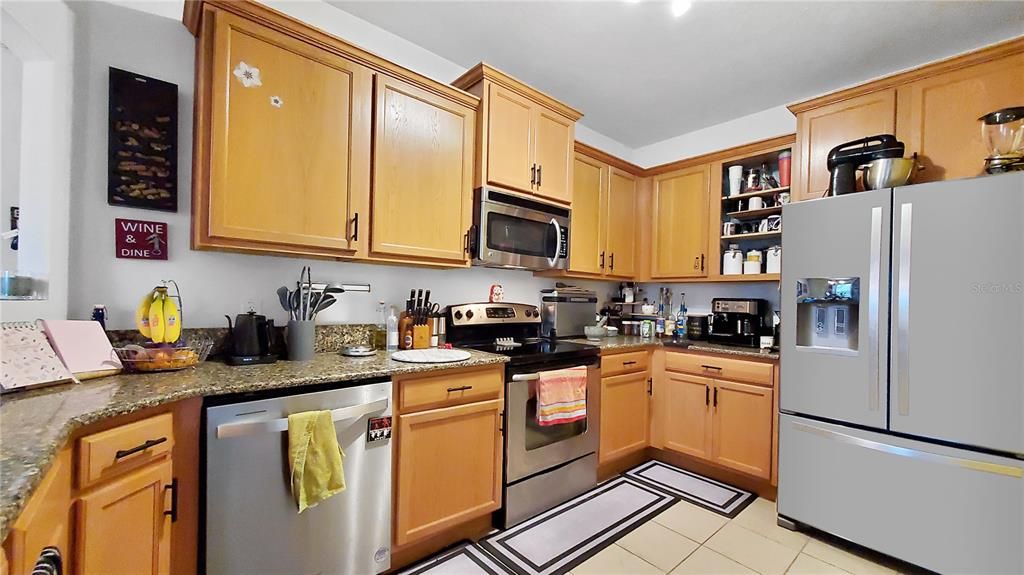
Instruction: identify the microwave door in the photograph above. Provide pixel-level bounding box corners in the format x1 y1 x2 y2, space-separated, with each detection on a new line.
480 200 567 269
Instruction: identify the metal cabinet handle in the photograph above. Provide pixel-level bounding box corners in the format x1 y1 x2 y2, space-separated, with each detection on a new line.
705 385 710 406
600 251 605 269
647 377 652 396
537 165 542 186
114 437 167 460
713 387 718 408
351 212 359 242
164 478 178 522
531 164 537 186
446 385 473 393
622 361 637 366
700 364 722 372
609 253 615 271
701 254 705 272
896 202 913 416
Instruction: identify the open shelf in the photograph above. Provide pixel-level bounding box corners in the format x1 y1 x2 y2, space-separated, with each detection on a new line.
725 206 782 219
721 186 790 202
721 230 781 241
715 273 780 282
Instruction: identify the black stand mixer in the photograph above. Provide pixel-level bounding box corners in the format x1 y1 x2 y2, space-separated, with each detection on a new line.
826 135 905 196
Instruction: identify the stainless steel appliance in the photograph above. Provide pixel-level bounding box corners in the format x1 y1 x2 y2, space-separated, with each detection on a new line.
708 298 772 348
204 379 393 574
540 286 598 338
825 135 904 196
779 172 1024 574
445 302 600 528
473 188 569 270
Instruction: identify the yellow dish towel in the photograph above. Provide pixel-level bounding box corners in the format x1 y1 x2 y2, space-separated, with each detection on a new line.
288 410 346 513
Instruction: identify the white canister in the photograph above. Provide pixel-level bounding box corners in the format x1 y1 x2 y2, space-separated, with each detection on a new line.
766 245 782 274
743 260 762 275
723 244 743 275
728 165 744 196
745 249 762 263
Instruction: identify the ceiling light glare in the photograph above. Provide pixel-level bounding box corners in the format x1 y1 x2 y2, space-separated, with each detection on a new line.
670 0 692 18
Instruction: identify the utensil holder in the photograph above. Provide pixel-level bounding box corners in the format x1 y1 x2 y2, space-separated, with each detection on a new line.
287 320 315 361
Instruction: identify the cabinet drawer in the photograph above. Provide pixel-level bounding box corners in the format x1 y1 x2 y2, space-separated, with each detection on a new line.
400 367 504 412
78 413 174 488
601 350 649 377
665 352 773 386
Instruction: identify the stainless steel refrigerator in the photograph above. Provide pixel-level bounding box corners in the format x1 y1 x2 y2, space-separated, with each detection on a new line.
778 172 1024 574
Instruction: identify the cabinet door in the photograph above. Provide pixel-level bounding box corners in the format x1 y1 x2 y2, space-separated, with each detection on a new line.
532 108 574 203
605 168 638 278
395 399 503 545
599 372 650 463
4 450 71 575
711 380 773 479
896 53 1024 184
792 89 896 201
487 84 535 193
371 75 475 264
77 460 172 575
569 154 607 275
660 371 712 460
208 11 372 256
651 165 710 278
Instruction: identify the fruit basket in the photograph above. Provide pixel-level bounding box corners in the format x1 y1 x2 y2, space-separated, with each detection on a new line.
114 340 213 373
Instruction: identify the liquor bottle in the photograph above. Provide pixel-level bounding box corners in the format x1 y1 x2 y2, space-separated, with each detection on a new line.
655 303 666 338
676 293 688 338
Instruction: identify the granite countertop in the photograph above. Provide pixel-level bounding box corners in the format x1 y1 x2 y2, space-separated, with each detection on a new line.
567 335 780 360
0 349 506 539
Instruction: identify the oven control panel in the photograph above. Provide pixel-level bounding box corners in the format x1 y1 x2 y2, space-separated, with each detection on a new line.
448 302 542 326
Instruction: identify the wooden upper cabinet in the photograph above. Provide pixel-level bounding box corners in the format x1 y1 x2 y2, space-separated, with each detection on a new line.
791 89 896 201
202 10 372 257
660 371 712 460
896 53 1024 183
395 399 503 546
454 63 582 205
711 380 773 480
371 74 475 265
569 154 607 275
533 108 574 203
486 84 536 194
605 169 638 278
77 460 173 575
650 165 710 279
599 371 650 463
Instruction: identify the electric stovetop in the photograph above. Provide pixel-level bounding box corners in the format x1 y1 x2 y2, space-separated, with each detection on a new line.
461 339 599 365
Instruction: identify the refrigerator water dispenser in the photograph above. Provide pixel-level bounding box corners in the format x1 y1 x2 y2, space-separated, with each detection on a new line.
795 278 860 351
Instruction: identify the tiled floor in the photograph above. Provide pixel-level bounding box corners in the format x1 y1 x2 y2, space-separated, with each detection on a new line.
569 497 914 575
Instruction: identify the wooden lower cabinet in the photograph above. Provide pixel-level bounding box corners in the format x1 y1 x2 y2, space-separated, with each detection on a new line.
711 380 773 479
3 450 71 575
660 372 712 460
394 398 504 546
599 371 650 463
76 459 173 575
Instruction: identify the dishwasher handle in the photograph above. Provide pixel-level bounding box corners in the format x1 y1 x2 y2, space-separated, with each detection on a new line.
216 397 389 439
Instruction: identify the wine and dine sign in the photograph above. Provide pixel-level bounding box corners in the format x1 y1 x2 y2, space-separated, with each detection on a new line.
115 218 167 260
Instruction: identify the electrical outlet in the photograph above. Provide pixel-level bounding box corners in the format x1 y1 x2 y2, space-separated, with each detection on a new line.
242 299 261 314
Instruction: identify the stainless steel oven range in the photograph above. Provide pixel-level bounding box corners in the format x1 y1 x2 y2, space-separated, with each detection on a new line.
446 302 600 528
472 187 570 271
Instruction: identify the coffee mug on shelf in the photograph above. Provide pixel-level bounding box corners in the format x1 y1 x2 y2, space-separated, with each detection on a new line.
778 192 791 205
748 197 764 210
758 219 770 232
767 215 782 231
722 222 738 236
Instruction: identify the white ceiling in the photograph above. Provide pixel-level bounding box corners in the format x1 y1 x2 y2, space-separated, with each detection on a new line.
330 1 1023 148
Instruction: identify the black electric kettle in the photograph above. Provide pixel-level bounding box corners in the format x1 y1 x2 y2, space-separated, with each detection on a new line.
225 312 276 364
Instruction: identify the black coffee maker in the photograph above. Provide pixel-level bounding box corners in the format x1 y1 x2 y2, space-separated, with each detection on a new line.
709 298 772 348
827 135 905 196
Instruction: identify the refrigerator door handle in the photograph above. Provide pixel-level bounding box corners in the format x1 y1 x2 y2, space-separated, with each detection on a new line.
896 202 913 416
868 206 883 412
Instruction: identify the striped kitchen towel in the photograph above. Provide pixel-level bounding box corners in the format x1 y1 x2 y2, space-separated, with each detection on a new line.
536 366 587 426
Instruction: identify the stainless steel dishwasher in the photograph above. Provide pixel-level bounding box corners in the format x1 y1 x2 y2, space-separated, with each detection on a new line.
203 378 392 575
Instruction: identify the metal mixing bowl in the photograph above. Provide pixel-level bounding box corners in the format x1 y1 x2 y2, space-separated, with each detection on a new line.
861 158 919 190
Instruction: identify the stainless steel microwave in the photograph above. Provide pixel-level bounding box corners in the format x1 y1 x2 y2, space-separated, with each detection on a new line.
473 188 569 270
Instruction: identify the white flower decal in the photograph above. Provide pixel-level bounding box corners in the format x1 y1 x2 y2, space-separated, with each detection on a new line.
270 95 283 108
232 61 262 88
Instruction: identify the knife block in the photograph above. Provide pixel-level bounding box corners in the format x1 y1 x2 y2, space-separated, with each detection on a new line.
412 324 432 349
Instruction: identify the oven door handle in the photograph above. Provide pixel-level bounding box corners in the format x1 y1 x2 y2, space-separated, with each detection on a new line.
511 373 540 382
547 218 563 268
